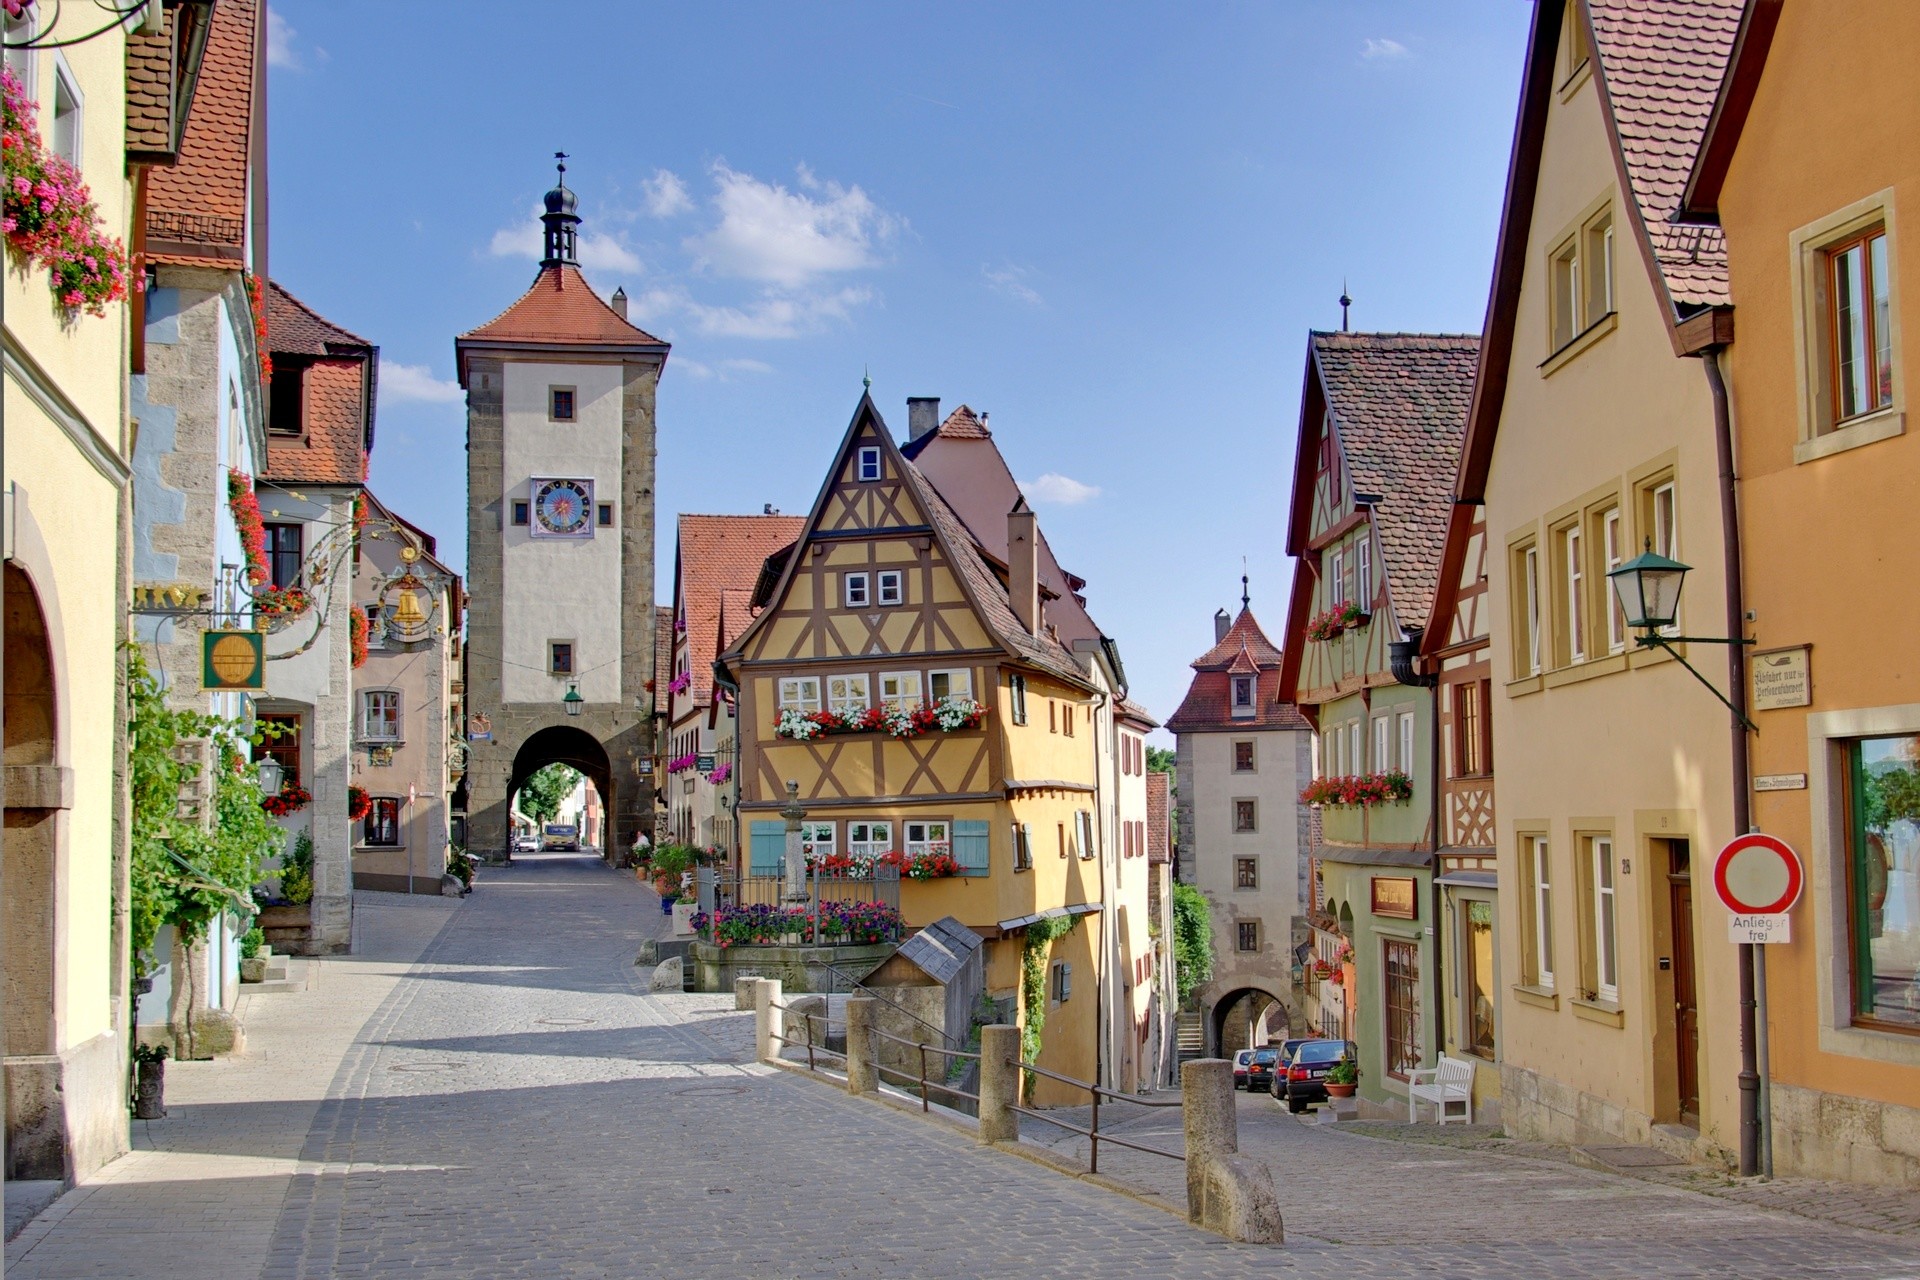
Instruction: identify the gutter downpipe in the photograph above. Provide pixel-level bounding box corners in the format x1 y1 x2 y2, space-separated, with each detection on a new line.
1704 346 1762 1178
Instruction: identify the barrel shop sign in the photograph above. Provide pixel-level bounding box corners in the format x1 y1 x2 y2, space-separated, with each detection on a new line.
1713 833 1804 944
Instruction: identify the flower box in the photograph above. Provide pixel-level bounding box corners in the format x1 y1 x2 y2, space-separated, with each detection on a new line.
776 696 987 742
1299 771 1414 808
1304 600 1366 643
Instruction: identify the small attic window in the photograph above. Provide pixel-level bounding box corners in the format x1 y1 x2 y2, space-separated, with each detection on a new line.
1231 676 1256 717
857 446 882 482
269 364 305 436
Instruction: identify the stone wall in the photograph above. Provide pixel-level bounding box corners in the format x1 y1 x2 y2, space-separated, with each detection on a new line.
1772 1081 1920 1188
1502 1062 1731 1167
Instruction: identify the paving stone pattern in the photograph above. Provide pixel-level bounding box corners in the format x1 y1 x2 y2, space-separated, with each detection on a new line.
10 858 1920 1278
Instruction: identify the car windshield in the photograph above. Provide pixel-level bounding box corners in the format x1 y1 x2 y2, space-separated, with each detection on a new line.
1251 1048 1277 1063
1295 1042 1348 1063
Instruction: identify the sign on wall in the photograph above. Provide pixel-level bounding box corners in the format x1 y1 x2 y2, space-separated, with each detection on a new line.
1713 832 1804 944
1370 876 1418 920
1752 646 1812 711
201 629 265 691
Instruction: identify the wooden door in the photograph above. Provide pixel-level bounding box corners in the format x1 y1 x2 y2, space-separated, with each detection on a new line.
1669 842 1700 1122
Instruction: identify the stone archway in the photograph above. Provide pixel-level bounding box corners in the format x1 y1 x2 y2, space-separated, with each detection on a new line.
508 726 613 856
1211 986 1288 1059
5 562 64 1177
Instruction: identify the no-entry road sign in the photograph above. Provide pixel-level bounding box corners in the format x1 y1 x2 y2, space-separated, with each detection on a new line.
1714 833 1803 944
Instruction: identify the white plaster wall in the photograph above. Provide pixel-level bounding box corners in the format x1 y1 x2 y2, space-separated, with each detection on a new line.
498 361 625 706
1185 728 1307 951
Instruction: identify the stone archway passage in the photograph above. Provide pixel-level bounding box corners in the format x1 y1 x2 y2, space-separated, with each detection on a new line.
1211 987 1288 1061
508 726 614 855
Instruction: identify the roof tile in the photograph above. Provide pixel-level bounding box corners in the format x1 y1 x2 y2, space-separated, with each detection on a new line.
1167 606 1312 734
145 0 254 246
674 515 807 712
460 265 667 348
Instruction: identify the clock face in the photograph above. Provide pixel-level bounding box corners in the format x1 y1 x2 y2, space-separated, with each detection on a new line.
531 478 593 538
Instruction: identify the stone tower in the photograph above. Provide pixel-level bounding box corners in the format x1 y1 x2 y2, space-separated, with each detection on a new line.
457 162 666 859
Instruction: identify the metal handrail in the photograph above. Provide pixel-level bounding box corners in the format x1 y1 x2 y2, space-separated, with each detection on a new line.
870 1027 981 1112
1005 1056 1184 1170
821 962 949 1042
767 1000 845 1073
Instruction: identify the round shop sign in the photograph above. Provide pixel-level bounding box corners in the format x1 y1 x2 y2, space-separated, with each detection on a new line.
1712 832 1804 916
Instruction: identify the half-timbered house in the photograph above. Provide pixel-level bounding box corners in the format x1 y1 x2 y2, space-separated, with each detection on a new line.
1279 330 1478 1112
718 394 1147 1097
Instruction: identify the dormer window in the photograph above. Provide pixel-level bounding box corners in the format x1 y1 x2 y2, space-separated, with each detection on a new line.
269 363 305 436
857 446 882 482
1231 675 1256 717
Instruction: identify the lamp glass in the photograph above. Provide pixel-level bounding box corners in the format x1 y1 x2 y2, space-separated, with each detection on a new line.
1606 549 1689 631
256 757 283 795
563 683 584 717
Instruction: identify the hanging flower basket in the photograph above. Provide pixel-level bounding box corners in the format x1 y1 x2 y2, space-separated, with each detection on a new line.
2 66 134 316
261 783 312 817
245 272 272 381
346 786 372 823
667 671 691 695
349 605 369 669
1300 771 1414 808
1304 600 1365 642
227 470 272 587
253 584 311 624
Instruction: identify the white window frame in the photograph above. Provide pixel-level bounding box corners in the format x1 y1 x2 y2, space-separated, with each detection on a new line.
778 677 821 714
1652 481 1679 636
1564 523 1586 663
1398 711 1415 774
4 10 36 103
825 673 870 717
360 689 401 742
1076 810 1096 860
801 821 836 859
856 446 882 482
1592 836 1618 1004
1231 675 1255 715
1328 548 1346 607
1532 835 1555 990
1603 508 1626 654
1347 721 1362 776
905 821 949 858
848 821 893 860
878 670 922 713
1357 536 1372 610
1372 716 1390 772
876 569 904 606
50 52 82 170
1523 544 1543 675
929 668 973 702
844 572 870 608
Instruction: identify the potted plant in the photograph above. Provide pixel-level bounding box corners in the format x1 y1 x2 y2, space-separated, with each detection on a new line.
132 1043 170 1119
1324 1056 1359 1098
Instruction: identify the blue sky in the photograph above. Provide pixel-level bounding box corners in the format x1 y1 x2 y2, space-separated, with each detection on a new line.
266 2 1530 739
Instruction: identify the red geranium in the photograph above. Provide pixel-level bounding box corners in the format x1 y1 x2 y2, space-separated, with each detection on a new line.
347 785 372 823
227 469 271 586
261 783 312 817
349 606 369 669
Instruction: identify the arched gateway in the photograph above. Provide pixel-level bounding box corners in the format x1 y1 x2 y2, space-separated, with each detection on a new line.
458 164 666 860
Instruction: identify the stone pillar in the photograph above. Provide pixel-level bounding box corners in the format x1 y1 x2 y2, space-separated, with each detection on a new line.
780 780 806 901
754 977 783 1063
845 996 877 1094
978 1024 1020 1144
734 975 758 1011
1182 1057 1283 1243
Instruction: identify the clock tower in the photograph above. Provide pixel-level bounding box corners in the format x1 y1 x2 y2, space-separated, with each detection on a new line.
457 162 666 860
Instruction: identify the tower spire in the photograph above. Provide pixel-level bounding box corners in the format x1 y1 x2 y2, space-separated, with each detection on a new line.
541 152 581 267
1241 557 1250 610
1340 280 1352 332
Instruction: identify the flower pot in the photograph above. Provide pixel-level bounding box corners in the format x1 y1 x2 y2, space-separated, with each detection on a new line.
659 897 675 915
1325 1082 1357 1098
133 1059 167 1119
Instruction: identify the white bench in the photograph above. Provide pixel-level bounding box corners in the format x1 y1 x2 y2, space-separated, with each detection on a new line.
1406 1055 1475 1124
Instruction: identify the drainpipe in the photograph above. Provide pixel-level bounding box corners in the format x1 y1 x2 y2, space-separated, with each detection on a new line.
1389 628 1444 1068
1703 347 1761 1178
712 664 744 874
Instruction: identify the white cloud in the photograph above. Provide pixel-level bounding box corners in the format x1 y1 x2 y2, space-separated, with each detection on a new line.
983 263 1043 307
686 163 900 288
1361 37 1410 61
380 360 461 404
643 169 694 218
266 10 300 68
487 209 641 274
1021 473 1102 506
674 356 774 382
634 285 872 340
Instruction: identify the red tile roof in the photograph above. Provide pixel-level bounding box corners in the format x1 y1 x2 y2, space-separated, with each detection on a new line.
1117 697 1158 729
457 266 667 383
652 605 674 716
1146 770 1171 865
269 280 372 354
673 514 806 713
900 404 990 457
1167 606 1312 734
1588 0 1742 311
1311 332 1479 627
144 0 254 259
264 281 373 486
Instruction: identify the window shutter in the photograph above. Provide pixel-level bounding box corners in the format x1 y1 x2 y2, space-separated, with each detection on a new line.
749 821 785 875
952 820 990 876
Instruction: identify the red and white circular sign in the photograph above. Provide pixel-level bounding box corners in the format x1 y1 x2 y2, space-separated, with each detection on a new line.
1713 833 1804 916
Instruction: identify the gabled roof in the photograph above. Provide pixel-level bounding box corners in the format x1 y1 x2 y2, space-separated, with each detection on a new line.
1190 606 1285 670
1117 697 1159 730
720 394 1092 691
1167 605 1312 735
899 403 990 457
125 0 216 166
263 281 375 487
456 265 668 386
673 514 806 713
143 0 257 266
717 589 757 652
1301 332 1479 628
1458 0 1742 502
1679 0 1786 221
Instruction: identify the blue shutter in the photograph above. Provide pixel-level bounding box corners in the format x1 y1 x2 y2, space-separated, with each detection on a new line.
952 820 990 876
749 821 785 875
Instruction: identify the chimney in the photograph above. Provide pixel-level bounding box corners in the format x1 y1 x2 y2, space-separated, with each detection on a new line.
907 397 941 440
611 287 629 320
1009 497 1039 634
1214 609 1231 643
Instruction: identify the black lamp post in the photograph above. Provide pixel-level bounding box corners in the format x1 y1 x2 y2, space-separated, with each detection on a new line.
1605 541 1755 731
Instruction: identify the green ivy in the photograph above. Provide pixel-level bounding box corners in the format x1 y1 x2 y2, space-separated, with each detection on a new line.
1019 915 1079 1098
1171 881 1215 1006
127 646 285 976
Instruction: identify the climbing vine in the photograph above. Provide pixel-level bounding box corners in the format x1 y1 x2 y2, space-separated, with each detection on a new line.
1019 914 1079 1096
128 646 284 976
1170 881 1215 1006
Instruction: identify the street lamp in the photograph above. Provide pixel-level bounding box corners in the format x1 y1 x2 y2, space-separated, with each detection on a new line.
1604 538 1755 731
256 756 283 795
563 683 584 717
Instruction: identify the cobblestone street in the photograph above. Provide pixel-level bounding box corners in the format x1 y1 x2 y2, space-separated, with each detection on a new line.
11 856 1920 1278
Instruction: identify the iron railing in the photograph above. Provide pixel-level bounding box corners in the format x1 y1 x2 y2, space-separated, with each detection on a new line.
872 1027 980 1112
697 866 901 917
1007 1058 1185 1174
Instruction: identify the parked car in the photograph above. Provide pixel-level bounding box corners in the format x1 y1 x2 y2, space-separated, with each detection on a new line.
1277 1039 1358 1113
1244 1045 1282 1094
1232 1048 1256 1089
1265 1039 1314 1097
513 835 538 853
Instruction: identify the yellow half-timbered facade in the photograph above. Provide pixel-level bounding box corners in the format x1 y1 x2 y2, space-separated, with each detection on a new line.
719 395 1143 1098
